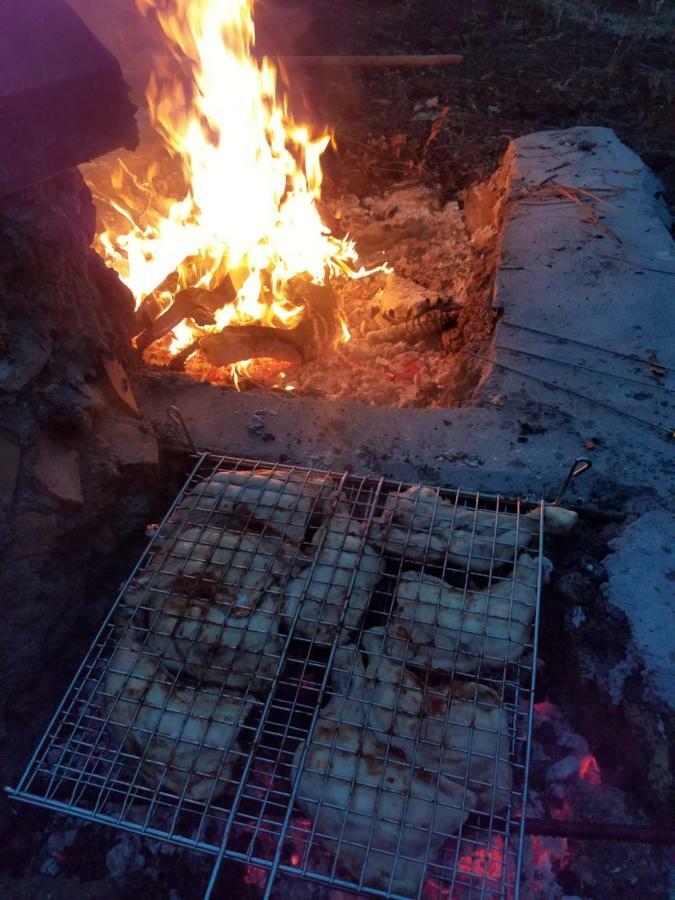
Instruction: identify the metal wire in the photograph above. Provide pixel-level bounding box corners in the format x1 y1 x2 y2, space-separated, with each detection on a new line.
8 453 545 899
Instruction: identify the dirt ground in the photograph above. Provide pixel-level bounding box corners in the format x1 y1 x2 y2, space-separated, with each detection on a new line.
255 0 674 215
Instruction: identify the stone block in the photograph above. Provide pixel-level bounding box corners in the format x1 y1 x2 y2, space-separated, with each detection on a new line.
33 435 83 505
98 413 159 468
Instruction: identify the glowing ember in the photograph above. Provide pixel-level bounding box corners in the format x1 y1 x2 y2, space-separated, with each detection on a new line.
457 834 505 882
579 754 602 785
93 0 382 378
550 796 573 821
533 700 556 720
244 864 268 890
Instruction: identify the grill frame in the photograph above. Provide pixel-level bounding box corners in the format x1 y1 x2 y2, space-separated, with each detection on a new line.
9 451 545 900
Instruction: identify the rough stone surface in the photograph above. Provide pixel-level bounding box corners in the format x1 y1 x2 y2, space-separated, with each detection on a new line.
0 435 21 515
0 170 161 807
33 436 83 506
603 511 675 709
98 413 159 468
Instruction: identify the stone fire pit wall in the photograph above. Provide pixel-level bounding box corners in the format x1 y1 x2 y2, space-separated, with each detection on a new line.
0 0 158 810
0 169 162 798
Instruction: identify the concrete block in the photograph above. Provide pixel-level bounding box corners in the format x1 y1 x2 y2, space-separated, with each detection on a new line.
0 0 137 196
603 511 675 709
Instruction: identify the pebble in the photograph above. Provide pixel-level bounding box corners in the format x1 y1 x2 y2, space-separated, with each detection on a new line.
546 753 580 783
106 835 145 879
247 413 266 435
40 855 61 877
47 828 77 853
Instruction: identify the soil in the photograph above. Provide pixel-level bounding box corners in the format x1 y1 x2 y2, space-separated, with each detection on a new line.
255 0 674 216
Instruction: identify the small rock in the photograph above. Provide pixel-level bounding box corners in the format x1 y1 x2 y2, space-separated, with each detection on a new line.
571 606 586 628
33 435 83 505
98 412 159 467
106 835 144 879
0 330 50 392
47 828 77 853
40 855 61 876
247 413 266 436
546 754 580 783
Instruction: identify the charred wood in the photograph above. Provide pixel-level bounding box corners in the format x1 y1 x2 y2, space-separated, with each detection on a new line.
135 275 237 352
366 305 459 344
170 282 338 371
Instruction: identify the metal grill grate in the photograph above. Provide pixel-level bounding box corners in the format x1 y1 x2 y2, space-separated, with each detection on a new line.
9 452 545 899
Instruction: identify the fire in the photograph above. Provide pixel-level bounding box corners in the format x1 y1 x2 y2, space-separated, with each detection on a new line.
94 0 377 374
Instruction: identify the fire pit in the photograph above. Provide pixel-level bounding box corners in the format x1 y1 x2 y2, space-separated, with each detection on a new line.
1 1 673 899
79 0 483 407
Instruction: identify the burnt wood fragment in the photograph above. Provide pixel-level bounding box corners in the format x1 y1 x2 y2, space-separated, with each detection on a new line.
366 305 459 344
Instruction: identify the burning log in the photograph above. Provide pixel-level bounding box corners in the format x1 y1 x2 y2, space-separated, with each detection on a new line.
170 282 339 371
366 304 459 345
135 275 237 353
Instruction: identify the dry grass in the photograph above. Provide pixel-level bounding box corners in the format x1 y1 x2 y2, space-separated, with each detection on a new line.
501 0 675 36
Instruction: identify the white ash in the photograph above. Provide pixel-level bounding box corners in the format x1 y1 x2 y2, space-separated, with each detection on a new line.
106 834 145 879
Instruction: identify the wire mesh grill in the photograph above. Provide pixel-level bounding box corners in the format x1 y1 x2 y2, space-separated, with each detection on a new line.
10 452 544 899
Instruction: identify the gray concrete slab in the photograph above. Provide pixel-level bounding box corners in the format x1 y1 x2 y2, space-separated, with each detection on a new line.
479 126 675 462
603 511 675 708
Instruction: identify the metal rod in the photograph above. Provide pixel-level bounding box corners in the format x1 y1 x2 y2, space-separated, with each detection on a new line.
277 53 463 67
553 457 592 506
496 344 675 394
525 818 675 845
461 348 674 441
502 321 675 375
167 405 198 455
514 504 546 900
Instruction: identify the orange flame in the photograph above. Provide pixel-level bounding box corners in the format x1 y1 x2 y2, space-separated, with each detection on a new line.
93 0 381 368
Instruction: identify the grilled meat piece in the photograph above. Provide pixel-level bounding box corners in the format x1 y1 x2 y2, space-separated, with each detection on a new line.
103 640 252 802
369 485 575 572
281 516 384 642
177 467 340 542
385 551 544 673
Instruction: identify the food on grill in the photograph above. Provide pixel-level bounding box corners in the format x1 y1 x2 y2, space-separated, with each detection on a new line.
360 629 512 812
369 486 576 571
128 591 284 694
292 631 512 895
104 641 252 802
281 516 384 641
177 467 339 542
385 551 543 673
293 718 474 897
119 523 298 692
